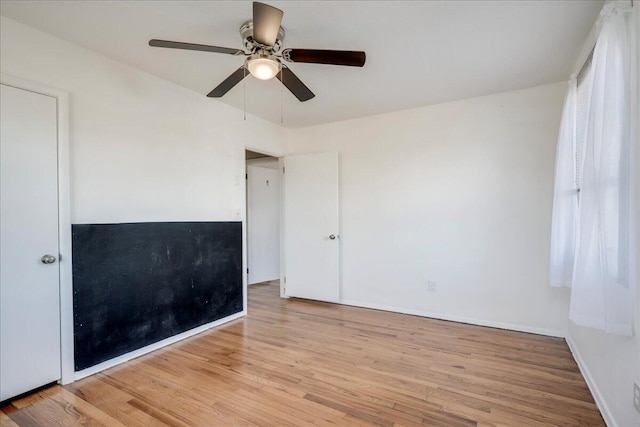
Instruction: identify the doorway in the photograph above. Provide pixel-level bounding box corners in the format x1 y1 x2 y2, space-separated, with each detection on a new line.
245 150 281 286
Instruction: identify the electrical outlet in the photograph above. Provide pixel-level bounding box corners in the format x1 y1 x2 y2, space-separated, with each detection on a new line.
427 281 437 292
634 381 640 413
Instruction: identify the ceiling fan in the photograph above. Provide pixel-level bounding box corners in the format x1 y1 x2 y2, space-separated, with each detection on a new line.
149 2 366 102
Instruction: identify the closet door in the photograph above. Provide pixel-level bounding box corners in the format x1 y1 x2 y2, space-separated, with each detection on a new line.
1 84 61 401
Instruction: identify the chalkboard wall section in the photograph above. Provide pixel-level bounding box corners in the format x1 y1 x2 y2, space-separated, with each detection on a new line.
72 222 243 371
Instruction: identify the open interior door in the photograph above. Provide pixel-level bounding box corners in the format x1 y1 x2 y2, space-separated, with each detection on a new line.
283 152 339 302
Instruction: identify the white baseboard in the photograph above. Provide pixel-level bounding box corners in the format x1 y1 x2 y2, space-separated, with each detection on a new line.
339 299 566 338
71 311 246 382
565 335 617 427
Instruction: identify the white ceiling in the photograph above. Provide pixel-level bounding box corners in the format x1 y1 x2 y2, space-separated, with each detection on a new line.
0 1 602 128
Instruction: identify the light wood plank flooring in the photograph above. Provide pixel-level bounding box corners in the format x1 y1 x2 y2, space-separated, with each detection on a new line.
2 281 604 426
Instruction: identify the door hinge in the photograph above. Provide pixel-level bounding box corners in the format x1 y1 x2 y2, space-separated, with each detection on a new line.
246 268 249 274
245 173 248 180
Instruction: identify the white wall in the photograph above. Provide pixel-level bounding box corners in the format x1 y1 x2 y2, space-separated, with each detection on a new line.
0 16 287 377
565 5 640 427
0 16 288 225
288 82 571 336
247 163 280 284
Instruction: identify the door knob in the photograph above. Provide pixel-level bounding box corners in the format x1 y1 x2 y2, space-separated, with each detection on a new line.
329 234 336 240
40 254 57 264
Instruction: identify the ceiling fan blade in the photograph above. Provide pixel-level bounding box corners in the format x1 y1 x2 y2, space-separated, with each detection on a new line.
149 39 244 56
207 66 247 98
282 49 366 67
252 2 283 47
277 66 315 102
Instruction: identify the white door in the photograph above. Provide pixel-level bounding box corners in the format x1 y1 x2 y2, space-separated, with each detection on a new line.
1 84 61 401
247 164 280 284
283 152 339 302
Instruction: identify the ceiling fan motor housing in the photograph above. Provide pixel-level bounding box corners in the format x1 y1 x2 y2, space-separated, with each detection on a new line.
240 20 285 53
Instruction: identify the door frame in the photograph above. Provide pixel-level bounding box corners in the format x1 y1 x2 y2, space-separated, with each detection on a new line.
1 74 73 385
243 146 284 299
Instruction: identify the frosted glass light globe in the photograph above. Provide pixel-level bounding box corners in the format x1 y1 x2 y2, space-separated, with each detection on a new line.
247 57 280 80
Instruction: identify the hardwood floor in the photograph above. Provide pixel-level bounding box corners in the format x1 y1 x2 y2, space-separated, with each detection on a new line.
2 281 604 426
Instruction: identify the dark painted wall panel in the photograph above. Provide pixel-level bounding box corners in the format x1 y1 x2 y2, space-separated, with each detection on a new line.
72 222 242 371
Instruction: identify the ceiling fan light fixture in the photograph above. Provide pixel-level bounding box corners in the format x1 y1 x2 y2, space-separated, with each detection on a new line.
247 56 280 80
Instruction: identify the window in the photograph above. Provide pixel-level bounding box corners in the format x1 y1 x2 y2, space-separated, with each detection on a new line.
550 2 633 335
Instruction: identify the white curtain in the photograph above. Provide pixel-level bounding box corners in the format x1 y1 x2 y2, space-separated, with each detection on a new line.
550 1 634 335
549 79 578 288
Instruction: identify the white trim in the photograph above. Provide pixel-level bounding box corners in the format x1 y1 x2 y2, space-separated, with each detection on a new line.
56 90 74 386
565 335 617 427
0 73 74 385
74 311 245 380
246 158 279 168
339 299 566 338
279 156 287 298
